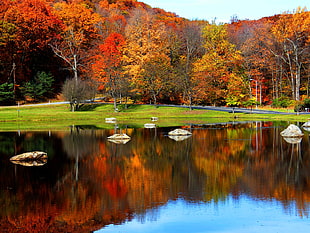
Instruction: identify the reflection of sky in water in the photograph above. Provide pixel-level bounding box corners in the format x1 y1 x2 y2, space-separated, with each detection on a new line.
97 195 310 233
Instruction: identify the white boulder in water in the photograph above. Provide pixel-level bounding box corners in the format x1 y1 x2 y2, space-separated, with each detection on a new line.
280 124 304 137
107 133 131 144
168 129 192 136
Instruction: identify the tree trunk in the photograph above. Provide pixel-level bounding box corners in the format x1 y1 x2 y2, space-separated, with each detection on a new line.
152 92 157 108
73 54 78 82
113 97 117 112
189 94 192 111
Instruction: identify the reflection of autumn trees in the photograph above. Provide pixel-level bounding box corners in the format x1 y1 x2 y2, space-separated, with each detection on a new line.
241 124 310 217
192 125 248 202
1 124 310 231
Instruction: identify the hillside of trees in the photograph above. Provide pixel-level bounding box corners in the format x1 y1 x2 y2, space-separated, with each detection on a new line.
0 0 309 110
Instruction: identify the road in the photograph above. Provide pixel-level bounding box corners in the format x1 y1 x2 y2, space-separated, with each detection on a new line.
157 104 310 115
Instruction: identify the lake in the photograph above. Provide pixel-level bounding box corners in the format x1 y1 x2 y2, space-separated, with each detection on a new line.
0 121 310 232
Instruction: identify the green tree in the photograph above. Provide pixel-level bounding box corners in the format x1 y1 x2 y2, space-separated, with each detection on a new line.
22 71 54 101
0 82 14 105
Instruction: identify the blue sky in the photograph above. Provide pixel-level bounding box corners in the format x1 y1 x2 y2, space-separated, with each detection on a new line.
142 0 309 23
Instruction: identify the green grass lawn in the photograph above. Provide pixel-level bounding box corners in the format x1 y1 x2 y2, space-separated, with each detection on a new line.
0 103 308 131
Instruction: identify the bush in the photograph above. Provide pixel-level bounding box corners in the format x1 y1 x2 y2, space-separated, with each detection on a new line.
62 78 97 112
294 102 304 112
242 98 258 109
294 98 310 112
272 96 291 108
303 98 310 108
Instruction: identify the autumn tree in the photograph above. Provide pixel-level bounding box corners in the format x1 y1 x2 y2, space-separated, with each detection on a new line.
92 32 126 111
177 21 205 109
141 54 174 106
124 9 172 104
193 23 246 106
50 1 101 82
229 19 273 104
270 8 310 101
1 0 62 100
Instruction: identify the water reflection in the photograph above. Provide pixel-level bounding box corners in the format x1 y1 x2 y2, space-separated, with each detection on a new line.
0 122 309 232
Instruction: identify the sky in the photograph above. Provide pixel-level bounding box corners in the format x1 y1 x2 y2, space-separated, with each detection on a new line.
142 0 309 23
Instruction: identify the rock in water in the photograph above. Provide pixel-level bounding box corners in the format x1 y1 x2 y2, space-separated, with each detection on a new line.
10 151 48 167
280 124 304 137
168 129 192 136
10 151 47 161
302 121 310 127
107 133 131 144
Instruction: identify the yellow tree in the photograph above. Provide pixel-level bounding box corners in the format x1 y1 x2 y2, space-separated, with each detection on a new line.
193 23 245 106
123 9 171 103
141 54 173 106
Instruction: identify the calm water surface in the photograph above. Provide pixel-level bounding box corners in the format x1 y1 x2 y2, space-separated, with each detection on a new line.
0 122 310 232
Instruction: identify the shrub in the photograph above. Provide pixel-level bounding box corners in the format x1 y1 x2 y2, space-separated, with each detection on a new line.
242 98 258 109
294 98 310 112
272 96 291 108
62 78 97 112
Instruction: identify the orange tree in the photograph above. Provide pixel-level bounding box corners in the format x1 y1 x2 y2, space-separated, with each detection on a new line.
92 32 126 111
1 0 62 101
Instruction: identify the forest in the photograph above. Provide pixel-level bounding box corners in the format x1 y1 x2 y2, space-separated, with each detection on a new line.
0 0 309 110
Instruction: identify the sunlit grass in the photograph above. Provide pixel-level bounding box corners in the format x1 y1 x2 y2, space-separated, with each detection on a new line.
0 103 308 131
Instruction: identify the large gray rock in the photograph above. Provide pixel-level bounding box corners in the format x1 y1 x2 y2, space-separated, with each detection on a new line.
280 124 304 137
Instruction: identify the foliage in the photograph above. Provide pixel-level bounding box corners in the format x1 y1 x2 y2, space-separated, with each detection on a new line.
22 71 55 102
193 23 245 106
0 82 14 105
271 96 292 108
242 98 258 109
92 32 126 111
0 20 16 46
226 95 242 107
123 8 170 99
50 1 101 81
0 1 310 108
140 54 174 106
294 98 310 112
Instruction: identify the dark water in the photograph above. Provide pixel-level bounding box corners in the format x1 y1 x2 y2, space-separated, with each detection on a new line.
0 122 310 232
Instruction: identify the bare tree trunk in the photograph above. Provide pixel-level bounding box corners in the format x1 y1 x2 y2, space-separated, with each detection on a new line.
113 97 117 112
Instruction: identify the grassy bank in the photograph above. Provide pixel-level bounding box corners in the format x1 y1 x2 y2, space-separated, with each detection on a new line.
0 103 308 131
